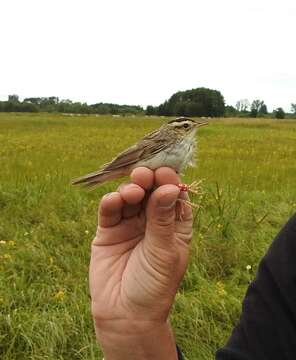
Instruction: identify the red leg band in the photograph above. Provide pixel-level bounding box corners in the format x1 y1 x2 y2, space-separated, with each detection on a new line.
177 183 189 192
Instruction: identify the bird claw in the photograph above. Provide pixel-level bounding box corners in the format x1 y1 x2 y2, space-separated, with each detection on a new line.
176 180 204 220
177 179 204 196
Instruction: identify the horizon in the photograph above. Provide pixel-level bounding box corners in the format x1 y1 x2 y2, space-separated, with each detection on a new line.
0 92 293 114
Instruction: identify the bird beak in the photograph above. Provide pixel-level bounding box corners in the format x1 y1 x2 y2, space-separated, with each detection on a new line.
195 121 208 127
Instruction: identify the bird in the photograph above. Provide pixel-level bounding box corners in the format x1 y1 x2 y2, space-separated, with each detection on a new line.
72 117 207 190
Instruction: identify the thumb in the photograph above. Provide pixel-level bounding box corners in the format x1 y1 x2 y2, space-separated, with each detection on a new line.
145 184 180 249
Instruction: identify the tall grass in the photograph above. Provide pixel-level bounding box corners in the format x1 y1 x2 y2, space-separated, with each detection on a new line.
0 113 295 359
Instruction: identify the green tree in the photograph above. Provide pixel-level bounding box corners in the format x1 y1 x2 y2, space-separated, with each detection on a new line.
291 103 296 115
250 100 268 118
260 103 268 115
24 97 42 105
157 88 225 117
8 94 19 103
225 105 238 117
236 99 250 112
146 105 157 115
274 107 285 119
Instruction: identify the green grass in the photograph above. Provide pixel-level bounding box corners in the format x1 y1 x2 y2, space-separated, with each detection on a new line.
0 113 295 359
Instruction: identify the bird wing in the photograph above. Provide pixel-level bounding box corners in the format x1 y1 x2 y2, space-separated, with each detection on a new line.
103 128 173 172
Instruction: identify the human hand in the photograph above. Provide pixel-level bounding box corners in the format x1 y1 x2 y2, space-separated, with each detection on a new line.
90 167 193 359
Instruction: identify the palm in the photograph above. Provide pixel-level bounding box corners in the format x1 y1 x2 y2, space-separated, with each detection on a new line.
90 167 193 325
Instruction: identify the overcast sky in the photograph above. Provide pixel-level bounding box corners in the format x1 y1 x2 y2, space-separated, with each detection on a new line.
1 0 295 111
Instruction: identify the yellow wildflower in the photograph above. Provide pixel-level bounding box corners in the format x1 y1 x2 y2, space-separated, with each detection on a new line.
216 281 227 296
54 290 65 301
0 240 6 245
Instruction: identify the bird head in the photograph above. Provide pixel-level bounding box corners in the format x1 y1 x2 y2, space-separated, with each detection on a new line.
167 117 208 137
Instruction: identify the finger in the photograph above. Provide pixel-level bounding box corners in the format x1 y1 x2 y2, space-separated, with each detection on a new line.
130 167 154 190
118 183 146 205
123 203 142 218
154 167 181 187
117 183 144 216
145 184 180 249
155 167 192 222
98 192 124 228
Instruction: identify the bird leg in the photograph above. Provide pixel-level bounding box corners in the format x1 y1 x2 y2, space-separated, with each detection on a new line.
176 180 204 220
177 180 204 196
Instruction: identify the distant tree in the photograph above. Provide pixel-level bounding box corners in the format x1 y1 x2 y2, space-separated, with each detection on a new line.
260 103 268 115
40 97 59 107
157 102 166 116
236 99 250 112
0 96 140 115
225 105 238 117
250 106 258 117
89 102 143 115
157 88 225 117
24 97 42 105
250 99 268 117
61 99 73 104
19 102 39 112
274 107 285 119
146 105 157 115
8 94 19 103
291 103 296 114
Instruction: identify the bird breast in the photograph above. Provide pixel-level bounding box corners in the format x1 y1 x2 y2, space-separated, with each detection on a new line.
137 136 196 173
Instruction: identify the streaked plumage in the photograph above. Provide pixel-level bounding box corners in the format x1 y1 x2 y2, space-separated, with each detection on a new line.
72 117 207 188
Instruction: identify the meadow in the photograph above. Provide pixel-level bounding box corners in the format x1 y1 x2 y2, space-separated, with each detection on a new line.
0 112 295 360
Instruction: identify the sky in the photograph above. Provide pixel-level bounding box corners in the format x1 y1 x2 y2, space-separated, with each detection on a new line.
1 0 295 112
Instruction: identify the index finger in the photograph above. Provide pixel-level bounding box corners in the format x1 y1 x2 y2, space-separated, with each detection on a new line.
99 192 124 228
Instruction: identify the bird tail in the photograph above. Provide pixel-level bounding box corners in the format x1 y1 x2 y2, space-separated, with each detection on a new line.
71 168 126 188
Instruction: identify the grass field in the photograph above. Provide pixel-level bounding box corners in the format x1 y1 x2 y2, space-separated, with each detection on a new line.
0 112 296 359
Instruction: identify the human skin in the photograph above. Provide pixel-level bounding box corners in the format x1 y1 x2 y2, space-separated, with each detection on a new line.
89 167 193 360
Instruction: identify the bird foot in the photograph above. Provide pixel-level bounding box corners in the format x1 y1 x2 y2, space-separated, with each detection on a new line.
176 180 204 220
177 179 204 196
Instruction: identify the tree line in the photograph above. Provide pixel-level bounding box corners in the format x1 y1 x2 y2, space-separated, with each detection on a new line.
0 95 143 115
1 92 295 118
146 89 295 119
146 88 225 117
225 99 295 119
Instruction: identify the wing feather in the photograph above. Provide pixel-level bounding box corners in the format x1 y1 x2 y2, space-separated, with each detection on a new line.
103 128 173 172
72 127 175 186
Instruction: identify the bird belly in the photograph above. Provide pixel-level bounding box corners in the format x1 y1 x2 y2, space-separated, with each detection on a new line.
137 139 196 172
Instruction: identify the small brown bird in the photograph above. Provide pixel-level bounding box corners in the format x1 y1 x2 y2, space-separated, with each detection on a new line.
72 117 207 188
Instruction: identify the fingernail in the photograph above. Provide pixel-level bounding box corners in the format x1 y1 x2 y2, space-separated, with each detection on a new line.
102 192 117 199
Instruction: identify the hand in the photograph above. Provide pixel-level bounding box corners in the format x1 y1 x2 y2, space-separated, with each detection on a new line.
90 167 193 359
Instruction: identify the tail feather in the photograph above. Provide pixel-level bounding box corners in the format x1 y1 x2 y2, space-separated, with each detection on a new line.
72 168 127 187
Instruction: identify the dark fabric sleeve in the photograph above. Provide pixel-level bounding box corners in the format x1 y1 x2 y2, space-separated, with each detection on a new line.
216 213 296 360
176 344 184 359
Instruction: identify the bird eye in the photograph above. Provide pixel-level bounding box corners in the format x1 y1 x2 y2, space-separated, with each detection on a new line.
183 123 189 129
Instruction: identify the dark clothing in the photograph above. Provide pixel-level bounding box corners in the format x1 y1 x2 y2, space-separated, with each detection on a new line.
178 213 296 360
216 212 296 360
176 345 184 359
